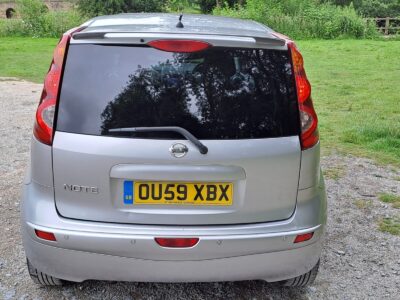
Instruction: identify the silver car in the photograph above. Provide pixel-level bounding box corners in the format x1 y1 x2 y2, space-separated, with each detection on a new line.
21 13 326 287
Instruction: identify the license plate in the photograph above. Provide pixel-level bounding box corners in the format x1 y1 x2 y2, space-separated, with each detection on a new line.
123 181 233 206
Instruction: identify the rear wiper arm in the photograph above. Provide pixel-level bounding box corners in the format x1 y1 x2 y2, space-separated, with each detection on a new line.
108 126 208 155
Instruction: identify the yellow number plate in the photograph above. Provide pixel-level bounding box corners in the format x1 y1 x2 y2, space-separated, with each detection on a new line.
125 181 233 206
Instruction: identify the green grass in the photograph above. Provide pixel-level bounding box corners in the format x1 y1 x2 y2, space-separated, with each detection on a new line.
378 193 400 209
0 37 58 83
0 38 399 166
379 217 400 236
298 40 400 166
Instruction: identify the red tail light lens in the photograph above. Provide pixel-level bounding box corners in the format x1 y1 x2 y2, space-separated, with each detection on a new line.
35 229 57 241
294 232 314 243
287 42 319 150
33 36 68 145
273 32 319 150
155 237 199 248
289 43 311 103
147 40 211 53
33 27 84 145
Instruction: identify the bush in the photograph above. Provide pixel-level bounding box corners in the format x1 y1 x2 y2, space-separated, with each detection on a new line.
0 19 28 37
77 0 165 17
166 0 201 13
198 0 217 13
213 0 378 39
0 0 84 38
197 0 245 13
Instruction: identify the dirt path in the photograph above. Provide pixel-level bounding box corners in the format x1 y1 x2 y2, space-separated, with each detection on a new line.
0 79 399 299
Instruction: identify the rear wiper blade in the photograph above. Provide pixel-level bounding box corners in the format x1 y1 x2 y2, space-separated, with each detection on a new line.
108 126 208 155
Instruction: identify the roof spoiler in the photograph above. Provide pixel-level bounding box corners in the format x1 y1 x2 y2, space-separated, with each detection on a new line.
72 31 286 47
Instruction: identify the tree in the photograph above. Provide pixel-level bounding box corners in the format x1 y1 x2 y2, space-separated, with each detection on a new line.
77 0 165 18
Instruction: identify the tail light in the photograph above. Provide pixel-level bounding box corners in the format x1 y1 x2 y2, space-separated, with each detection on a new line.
155 237 199 248
288 43 319 150
273 33 319 150
147 40 211 53
33 27 85 145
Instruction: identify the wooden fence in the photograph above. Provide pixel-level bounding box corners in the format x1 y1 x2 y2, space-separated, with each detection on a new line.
369 17 400 35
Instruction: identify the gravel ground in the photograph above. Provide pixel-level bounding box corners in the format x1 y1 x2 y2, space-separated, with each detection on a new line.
0 79 399 300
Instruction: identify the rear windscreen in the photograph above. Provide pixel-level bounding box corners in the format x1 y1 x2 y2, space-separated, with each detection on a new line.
57 44 299 139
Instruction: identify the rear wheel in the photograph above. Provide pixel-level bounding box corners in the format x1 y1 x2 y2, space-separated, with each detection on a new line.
27 258 65 286
281 260 320 287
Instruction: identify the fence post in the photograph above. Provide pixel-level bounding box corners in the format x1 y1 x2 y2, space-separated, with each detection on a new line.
385 17 390 35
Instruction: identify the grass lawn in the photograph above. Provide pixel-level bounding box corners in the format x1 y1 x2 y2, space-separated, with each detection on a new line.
0 38 399 166
0 37 58 82
298 40 400 166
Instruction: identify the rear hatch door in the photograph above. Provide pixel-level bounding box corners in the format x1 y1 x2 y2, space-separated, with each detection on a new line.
52 41 301 225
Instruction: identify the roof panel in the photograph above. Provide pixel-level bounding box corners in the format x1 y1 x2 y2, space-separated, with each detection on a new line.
83 13 275 39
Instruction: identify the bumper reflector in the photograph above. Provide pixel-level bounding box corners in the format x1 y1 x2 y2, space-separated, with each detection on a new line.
35 229 56 241
155 237 199 248
294 232 314 243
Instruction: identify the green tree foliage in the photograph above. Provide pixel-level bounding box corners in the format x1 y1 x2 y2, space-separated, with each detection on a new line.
356 0 400 17
77 0 165 17
327 0 400 17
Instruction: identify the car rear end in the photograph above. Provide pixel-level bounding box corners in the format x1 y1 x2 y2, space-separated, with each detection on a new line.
21 14 326 285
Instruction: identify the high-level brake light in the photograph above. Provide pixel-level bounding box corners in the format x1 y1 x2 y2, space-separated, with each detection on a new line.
147 40 211 53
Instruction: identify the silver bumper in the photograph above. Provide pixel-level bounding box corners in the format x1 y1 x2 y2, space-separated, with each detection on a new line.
21 179 326 282
23 231 322 283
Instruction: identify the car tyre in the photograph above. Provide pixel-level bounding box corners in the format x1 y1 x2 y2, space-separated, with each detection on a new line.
281 260 320 287
27 258 65 286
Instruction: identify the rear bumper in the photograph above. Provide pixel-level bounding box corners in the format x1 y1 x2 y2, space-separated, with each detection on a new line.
21 175 326 282
23 229 322 283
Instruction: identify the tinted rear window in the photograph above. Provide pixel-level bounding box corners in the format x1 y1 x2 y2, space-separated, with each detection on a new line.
57 44 299 139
